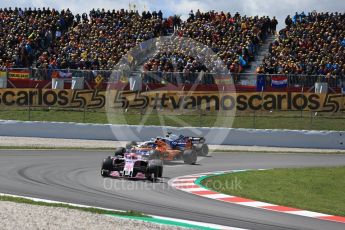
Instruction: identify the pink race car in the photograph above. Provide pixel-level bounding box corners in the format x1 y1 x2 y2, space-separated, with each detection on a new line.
101 148 163 181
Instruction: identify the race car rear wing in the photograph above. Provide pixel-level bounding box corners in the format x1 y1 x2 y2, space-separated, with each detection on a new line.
189 137 206 144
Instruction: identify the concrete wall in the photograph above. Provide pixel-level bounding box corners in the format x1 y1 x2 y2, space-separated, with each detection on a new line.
0 120 344 149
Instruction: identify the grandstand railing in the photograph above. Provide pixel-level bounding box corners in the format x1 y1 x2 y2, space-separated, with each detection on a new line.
1 68 344 89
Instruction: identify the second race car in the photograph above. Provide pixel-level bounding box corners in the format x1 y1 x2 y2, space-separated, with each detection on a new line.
163 132 209 156
124 137 199 165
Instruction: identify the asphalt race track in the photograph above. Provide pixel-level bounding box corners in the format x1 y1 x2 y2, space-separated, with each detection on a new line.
0 150 345 230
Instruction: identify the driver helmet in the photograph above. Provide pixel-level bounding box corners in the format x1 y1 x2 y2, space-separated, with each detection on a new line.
129 153 137 159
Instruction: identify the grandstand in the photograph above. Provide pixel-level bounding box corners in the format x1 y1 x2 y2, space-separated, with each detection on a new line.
260 12 345 89
262 12 344 76
0 7 172 70
0 7 344 91
144 11 274 74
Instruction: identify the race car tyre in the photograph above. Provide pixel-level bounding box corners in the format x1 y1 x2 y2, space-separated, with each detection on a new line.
114 147 126 157
146 159 163 181
101 157 113 177
195 143 209 156
183 149 197 164
126 141 137 149
148 150 160 160
101 169 109 177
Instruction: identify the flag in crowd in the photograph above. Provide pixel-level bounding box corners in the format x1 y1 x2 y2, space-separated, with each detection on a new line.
59 71 72 78
271 76 288 88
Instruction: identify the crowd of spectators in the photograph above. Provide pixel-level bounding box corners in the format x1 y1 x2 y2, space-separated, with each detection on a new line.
260 11 345 77
1 7 276 75
0 7 74 70
141 36 219 84
1 7 344 83
144 10 276 75
0 7 173 71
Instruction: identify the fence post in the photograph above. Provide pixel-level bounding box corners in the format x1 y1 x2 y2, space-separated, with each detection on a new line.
83 106 86 123
199 109 202 127
340 87 345 112
29 67 33 79
28 104 31 121
341 77 344 113
253 110 256 129
140 108 144 123
27 93 31 121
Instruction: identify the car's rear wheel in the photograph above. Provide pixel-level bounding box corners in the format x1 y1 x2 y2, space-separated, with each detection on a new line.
114 147 126 157
148 150 160 160
196 143 209 156
126 141 137 149
183 149 197 164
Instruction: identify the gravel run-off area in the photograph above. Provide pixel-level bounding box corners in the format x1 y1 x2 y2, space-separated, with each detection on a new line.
0 201 186 230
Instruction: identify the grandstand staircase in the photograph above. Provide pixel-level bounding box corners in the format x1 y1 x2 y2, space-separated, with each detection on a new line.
129 42 158 73
129 35 174 81
127 37 166 90
241 34 276 86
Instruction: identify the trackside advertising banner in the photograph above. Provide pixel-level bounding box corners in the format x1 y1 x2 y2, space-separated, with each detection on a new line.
0 89 344 112
8 70 30 78
0 71 6 78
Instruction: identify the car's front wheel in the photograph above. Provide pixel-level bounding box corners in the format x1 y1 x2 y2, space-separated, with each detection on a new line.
183 149 197 164
146 159 163 181
101 157 113 177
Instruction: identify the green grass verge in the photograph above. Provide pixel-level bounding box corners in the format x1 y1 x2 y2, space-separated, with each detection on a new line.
201 167 345 216
0 195 146 217
0 107 344 130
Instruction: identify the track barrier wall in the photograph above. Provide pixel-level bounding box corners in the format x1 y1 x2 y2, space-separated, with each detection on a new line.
0 120 344 149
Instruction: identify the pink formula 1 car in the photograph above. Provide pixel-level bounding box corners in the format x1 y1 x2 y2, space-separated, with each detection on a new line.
101 149 163 181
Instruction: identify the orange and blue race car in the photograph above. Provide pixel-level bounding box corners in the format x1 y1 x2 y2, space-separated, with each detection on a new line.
123 133 208 164
163 132 209 157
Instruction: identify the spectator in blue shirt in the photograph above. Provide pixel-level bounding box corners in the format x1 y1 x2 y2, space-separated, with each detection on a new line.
341 39 345 47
